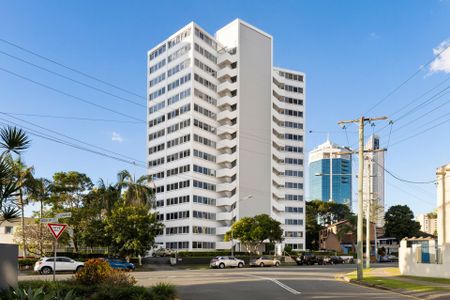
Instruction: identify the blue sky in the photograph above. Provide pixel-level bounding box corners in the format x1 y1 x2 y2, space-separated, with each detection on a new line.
0 0 449 217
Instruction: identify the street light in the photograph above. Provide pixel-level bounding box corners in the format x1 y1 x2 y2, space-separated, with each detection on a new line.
230 194 253 256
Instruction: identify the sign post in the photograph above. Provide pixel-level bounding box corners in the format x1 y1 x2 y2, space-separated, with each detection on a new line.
47 223 67 282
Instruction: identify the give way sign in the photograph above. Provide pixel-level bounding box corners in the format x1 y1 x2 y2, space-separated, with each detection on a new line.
47 223 67 240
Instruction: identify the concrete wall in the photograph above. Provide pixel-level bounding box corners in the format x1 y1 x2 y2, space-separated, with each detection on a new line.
399 241 450 279
0 243 18 290
236 21 273 218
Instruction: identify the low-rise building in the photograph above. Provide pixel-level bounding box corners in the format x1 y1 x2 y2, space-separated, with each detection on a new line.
399 163 450 278
0 218 34 245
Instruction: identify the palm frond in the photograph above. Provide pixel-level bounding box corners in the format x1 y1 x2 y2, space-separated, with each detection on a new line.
0 126 31 154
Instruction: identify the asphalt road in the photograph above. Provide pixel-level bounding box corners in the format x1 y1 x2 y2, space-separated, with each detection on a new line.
20 263 411 300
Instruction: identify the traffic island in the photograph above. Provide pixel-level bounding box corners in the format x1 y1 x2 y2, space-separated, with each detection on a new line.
341 267 450 299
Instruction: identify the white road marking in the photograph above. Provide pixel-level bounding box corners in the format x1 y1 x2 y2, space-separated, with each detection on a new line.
247 274 301 295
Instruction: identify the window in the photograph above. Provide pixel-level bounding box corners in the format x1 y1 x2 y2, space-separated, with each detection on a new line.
149 44 166 61
193 180 216 191
284 243 304 250
285 170 303 177
194 104 216 120
149 73 166 87
194 58 216 77
167 119 190 135
193 164 215 177
284 121 303 129
285 207 304 213
193 149 216 163
150 171 164 179
192 241 216 249
149 115 165 128
193 134 216 148
156 213 164 221
167 149 190 162
194 28 217 49
166 195 190 206
284 146 303 153
166 165 190 177
156 200 164 207
149 156 165 167
168 28 191 48
167 134 190 149
148 129 165 141
285 219 303 225
193 226 216 235
149 143 165 154
168 44 191 63
285 182 303 189
278 71 304 82
166 180 190 191
167 103 190 120
194 43 217 63
194 119 216 134
194 74 217 92
168 59 190 77
284 231 303 238
193 210 216 220
149 59 166 74
282 96 303 106
285 194 303 201
166 211 190 221
285 158 303 165
193 195 216 206
167 88 191 106
284 85 303 94
194 88 217 106
166 226 189 235
167 73 191 91
149 101 165 114
4 226 13 234
149 87 166 101
166 241 189 249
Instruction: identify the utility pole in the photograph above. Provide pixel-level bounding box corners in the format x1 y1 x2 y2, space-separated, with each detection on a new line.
366 160 371 269
338 116 387 281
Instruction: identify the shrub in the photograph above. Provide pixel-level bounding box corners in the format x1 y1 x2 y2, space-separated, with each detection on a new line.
75 259 112 285
18 258 39 267
90 285 151 300
103 269 137 286
151 283 176 300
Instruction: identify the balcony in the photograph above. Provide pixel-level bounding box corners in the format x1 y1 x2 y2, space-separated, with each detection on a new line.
216 241 232 249
217 52 237 65
272 201 285 212
216 212 233 221
216 226 231 235
217 195 237 207
217 152 237 164
217 138 236 150
217 66 237 80
217 109 237 122
217 182 236 193
217 95 237 107
216 166 237 178
217 81 237 94
217 124 237 136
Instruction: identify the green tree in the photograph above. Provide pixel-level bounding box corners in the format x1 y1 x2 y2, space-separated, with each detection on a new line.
116 170 155 207
384 205 421 240
0 126 30 223
225 214 283 254
49 171 93 252
105 204 163 258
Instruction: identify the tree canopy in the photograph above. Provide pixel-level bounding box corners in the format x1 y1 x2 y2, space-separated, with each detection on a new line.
384 205 421 240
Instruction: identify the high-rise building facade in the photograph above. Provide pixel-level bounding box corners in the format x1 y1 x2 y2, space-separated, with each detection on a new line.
417 213 438 236
309 140 352 206
147 19 305 252
363 135 385 227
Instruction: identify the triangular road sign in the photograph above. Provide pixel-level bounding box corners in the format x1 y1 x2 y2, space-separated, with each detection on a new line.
48 223 67 240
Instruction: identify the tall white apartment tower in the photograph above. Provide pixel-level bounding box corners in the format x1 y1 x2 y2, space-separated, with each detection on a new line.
363 135 385 227
147 19 305 252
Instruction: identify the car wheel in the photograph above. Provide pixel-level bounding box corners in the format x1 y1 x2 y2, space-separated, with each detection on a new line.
76 266 84 273
219 263 225 269
41 266 52 275
259 262 264 267
238 262 243 268
275 262 280 267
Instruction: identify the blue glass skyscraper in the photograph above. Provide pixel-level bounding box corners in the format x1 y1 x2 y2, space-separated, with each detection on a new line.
309 140 352 206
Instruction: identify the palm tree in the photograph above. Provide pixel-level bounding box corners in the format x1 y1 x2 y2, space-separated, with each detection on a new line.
0 126 30 223
12 158 35 257
116 170 155 207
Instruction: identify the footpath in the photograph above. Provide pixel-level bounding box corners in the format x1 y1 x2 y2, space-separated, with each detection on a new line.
342 267 450 300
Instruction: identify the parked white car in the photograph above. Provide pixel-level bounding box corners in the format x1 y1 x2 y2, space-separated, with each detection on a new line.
34 257 84 274
210 256 245 269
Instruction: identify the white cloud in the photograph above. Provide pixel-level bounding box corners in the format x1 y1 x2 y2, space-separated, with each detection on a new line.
429 39 450 74
111 132 123 143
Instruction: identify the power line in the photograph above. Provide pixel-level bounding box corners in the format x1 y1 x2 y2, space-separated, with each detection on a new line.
0 49 146 108
363 42 450 115
0 66 146 123
0 112 142 124
370 158 436 184
0 37 145 100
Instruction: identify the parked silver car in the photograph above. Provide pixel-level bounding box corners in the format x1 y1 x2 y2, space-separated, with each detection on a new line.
250 256 281 267
210 256 245 269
